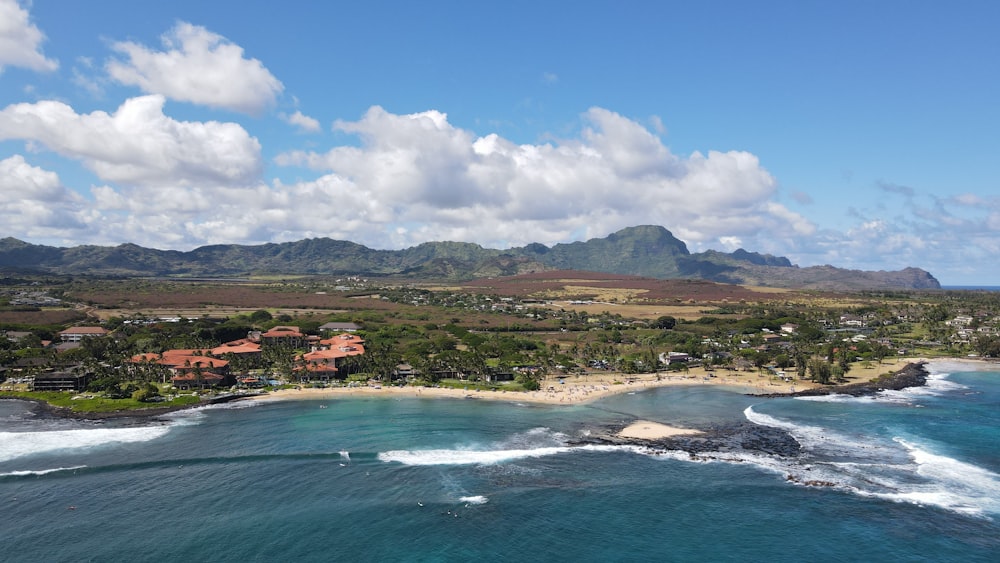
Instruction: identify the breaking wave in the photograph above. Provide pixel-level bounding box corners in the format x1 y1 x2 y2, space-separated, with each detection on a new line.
794 368 966 406
0 425 173 463
740 406 999 518
0 465 87 478
379 426 639 466
378 444 631 466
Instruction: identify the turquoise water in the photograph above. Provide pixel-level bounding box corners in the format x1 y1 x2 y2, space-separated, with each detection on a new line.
1 361 998 562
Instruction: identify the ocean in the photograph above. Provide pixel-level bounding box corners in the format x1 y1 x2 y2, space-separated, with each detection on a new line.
1 361 998 562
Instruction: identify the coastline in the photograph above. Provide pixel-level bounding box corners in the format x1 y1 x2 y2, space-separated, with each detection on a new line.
9 356 988 420
0 392 248 421
250 356 933 406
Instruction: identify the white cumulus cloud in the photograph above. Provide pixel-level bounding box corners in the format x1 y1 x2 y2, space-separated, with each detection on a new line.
275 106 809 250
106 22 283 115
0 95 263 188
14 105 805 252
281 110 321 133
0 155 89 239
0 0 58 73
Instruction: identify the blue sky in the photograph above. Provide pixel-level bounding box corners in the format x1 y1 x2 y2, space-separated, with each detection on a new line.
1 0 997 285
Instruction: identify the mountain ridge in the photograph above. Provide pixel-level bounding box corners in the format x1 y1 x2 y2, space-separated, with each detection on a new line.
0 226 941 290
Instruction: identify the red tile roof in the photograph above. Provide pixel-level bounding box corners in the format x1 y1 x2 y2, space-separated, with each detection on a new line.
262 326 304 338
319 333 365 346
129 351 229 370
211 340 262 355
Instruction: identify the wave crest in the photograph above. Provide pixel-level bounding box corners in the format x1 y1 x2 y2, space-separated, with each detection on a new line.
0 425 172 463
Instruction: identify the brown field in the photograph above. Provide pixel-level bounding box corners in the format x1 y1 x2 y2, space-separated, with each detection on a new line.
461 270 799 303
87 307 349 321
70 284 357 309
0 309 87 326
546 302 715 321
13 271 905 329
65 282 395 321
62 281 545 328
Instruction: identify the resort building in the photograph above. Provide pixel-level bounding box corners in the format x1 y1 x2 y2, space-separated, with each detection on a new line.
260 326 305 349
58 326 110 342
32 369 91 392
296 333 366 381
319 322 361 333
130 350 231 386
211 339 263 359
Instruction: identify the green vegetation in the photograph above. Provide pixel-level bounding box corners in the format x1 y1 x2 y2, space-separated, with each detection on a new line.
0 225 940 289
0 390 200 413
2 273 998 416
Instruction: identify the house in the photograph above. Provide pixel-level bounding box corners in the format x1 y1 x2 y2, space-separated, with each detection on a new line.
484 368 515 382
211 339 262 358
319 333 365 349
58 326 109 342
780 323 799 334
839 315 865 328
659 352 691 365
260 326 305 349
130 350 231 385
3 331 32 343
319 322 361 333
294 361 339 381
297 334 366 380
170 372 224 390
236 375 267 388
32 370 91 392
946 316 974 327
393 364 418 379
53 341 82 352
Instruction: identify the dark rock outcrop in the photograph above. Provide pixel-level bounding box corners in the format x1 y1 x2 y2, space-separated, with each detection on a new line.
571 421 802 458
759 361 928 399
2 393 254 421
572 362 930 460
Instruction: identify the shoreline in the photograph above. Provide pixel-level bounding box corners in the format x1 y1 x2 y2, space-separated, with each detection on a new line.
249 356 935 406
8 356 991 420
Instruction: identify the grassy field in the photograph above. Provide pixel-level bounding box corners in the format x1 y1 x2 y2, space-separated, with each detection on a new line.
0 391 202 413
546 301 714 321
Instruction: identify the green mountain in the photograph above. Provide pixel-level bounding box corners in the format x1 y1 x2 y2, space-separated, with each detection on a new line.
0 226 941 290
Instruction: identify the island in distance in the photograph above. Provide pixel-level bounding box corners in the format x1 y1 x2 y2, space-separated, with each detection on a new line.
0 225 939 291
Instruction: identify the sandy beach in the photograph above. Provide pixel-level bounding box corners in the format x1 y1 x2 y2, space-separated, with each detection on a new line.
251 356 930 406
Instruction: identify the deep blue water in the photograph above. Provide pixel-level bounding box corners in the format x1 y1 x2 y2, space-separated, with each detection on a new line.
1 361 998 562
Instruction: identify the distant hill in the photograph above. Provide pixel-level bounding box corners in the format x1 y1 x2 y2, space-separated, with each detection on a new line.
0 226 941 290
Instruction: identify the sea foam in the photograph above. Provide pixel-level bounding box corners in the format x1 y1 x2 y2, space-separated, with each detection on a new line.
379 425 639 466
0 425 172 463
741 405 1000 517
0 465 87 478
888 438 1000 515
378 444 629 466
793 370 965 406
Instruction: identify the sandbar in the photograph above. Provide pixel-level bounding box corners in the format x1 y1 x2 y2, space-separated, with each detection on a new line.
618 421 703 439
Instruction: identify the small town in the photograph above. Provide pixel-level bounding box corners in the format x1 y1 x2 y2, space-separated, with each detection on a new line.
2 275 998 411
